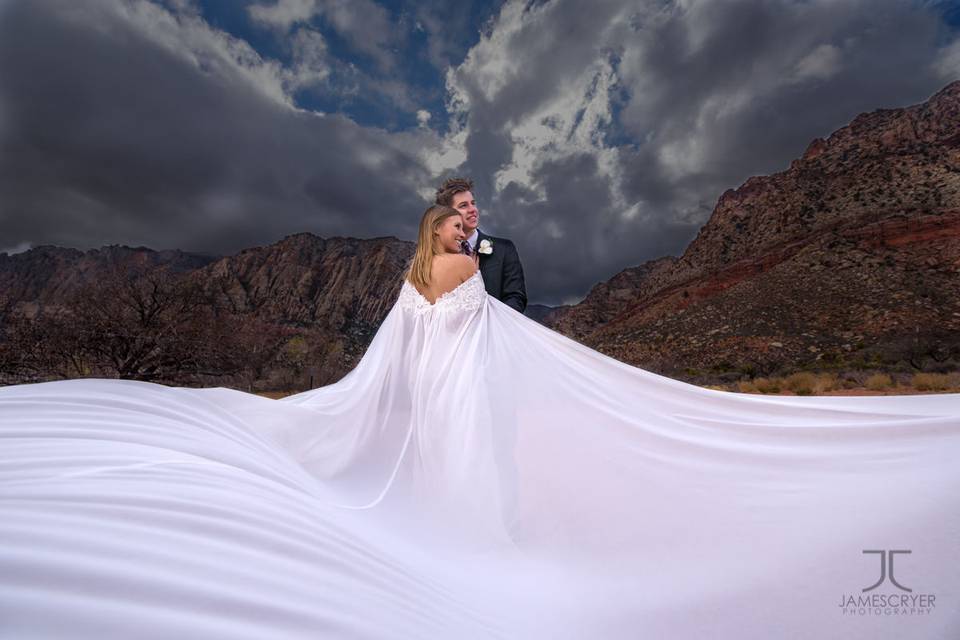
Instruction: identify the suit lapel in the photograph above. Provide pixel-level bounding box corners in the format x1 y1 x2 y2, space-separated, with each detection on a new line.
473 230 486 250
475 230 496 294
475 230 492 265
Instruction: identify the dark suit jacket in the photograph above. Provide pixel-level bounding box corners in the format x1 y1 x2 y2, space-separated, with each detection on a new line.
474 230 527 313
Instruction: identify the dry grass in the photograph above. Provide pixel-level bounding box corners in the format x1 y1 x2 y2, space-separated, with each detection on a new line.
865 373 894 391
256 391 294 399
784 372 817 395
814 372 840 393
911 372 958 391
753 377 782 394
728 370 959 395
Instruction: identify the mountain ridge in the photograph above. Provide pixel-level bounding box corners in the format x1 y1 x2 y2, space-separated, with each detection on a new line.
3 81 960 386
544 80 960 381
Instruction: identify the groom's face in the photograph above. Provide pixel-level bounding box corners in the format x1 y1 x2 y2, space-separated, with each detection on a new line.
451 190 479 233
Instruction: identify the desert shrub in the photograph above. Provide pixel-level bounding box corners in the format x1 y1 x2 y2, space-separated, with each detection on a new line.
839 374 859 389
814 372 839 394
737 380 758 393
754 377 782 394
911 372 952 392
865 373 893 391
785 372 817 395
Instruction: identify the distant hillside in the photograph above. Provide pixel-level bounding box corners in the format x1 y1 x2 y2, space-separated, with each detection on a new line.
545 80 960 382
191 233 414 381
0 245 217 315
523 303 563 322
4 82 959 388
0 235 413 387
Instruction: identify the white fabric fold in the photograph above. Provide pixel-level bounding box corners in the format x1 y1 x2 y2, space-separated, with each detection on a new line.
2 270 959 638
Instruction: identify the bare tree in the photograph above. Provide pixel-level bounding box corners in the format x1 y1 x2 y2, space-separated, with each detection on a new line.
0 307 88 383
62 268 240 382
1 267 309 388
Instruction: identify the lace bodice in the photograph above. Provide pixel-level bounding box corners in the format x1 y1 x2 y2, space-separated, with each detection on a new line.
398 270 486 317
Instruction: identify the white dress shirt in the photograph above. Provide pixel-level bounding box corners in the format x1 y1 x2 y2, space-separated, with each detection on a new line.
465 229 479 253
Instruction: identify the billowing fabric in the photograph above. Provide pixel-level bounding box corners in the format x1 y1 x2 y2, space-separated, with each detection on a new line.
2 269 959 639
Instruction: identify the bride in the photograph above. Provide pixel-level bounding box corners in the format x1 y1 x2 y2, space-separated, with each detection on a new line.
1 204 959 639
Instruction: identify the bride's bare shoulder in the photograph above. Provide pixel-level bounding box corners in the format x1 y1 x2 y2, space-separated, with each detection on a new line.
433 253 477 282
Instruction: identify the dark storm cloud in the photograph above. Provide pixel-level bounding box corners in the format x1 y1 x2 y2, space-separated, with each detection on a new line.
0 0 430 254
444 0 960 303
494 151 695 301
482 147 700 304
614 0 955 203
2 0 960 305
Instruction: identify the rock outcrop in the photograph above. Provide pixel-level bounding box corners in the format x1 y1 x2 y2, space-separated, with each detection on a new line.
544 81 960 381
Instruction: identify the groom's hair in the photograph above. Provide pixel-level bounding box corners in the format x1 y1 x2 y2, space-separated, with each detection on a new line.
435 177 474 207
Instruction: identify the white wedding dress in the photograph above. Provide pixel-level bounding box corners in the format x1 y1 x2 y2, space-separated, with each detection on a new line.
2 269 959 639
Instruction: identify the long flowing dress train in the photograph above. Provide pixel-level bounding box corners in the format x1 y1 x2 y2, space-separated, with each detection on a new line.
2 269 959 638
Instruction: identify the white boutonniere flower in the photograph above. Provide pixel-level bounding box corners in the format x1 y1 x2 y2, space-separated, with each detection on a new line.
477 239 493 255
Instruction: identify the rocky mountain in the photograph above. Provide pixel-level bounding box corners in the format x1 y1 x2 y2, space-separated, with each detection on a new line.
545 80 960 382
0 245 217 315
5 81 960 388
194 233 411 327
192 233 414 382
1 235 414 387
546 256 678 340
523 303 563 323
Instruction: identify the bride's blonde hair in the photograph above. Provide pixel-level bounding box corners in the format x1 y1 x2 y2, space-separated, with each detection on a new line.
406 204 462 289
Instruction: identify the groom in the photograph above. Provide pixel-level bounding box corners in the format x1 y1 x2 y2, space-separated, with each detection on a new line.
435 177 527 313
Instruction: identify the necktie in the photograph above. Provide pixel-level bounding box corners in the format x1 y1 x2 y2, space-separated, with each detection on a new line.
461 240 472 256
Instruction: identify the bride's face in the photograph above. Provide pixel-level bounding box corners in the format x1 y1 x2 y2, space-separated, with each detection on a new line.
434 214 466 253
